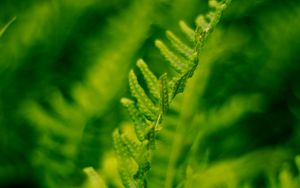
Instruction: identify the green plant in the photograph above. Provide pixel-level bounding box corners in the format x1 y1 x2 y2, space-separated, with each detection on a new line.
113 1 232 187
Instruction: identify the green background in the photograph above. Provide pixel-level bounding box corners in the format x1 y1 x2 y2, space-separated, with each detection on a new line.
1 0 300 187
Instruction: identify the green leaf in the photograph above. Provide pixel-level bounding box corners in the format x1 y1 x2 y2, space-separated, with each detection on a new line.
134 160 151 188
148 126 156 150
120 134 143 161
119 163 137 188
209 0 225 9
114 130 150 188
155 40 189 73
179 20 195 41
166 30 194 59
121 98 151 141
128 70 159 121
113 129 130 158
196 15 210 33
159 73 169 114
169 71 191 99
83 167 108 188
209 0 231 10
136 59 160 100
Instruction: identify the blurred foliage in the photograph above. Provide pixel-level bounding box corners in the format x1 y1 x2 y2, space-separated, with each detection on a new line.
0 0 300 188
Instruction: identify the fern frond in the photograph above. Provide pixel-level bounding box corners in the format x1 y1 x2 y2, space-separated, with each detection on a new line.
136 59 160 100
129 70 159 121
121 98 151 141
119 163 137 188
208 0 223 9
148 125 156 150
121 135 150 186
160 73 169 114
194 0 231 52
113 129 151 188
83 167 108 188
113 131 138 188
179 20 195 41
113 129 130 158
114 0 232 186
120 135 143 161
196 15 210 33
155 40 190 73
166 30 194 58
169 69 195 99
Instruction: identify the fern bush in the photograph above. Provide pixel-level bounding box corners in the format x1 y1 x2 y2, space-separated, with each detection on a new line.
1 0 300 188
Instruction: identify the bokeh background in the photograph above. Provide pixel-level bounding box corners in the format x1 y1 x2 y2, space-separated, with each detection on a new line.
1 0 300 187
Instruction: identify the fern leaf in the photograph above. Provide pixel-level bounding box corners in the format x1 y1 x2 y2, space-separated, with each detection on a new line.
129 70 159 121
120 134 143 161
195 0 230 48
134 159 151 188
196 15 210 33
83 167 108 188
121 135 151 183
155 40 189 73
116 0 232 187
166 30 194 59
113 130 138 188
169 70 192 99
119 163 137 188
195 15 212 49
148 125 156 150
121 98 152 141
209 0 231 10
136 59 160 100
114 130 150 188
179 20 195 41
208 0 222 9
113 129 131 158
159 73 169 114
